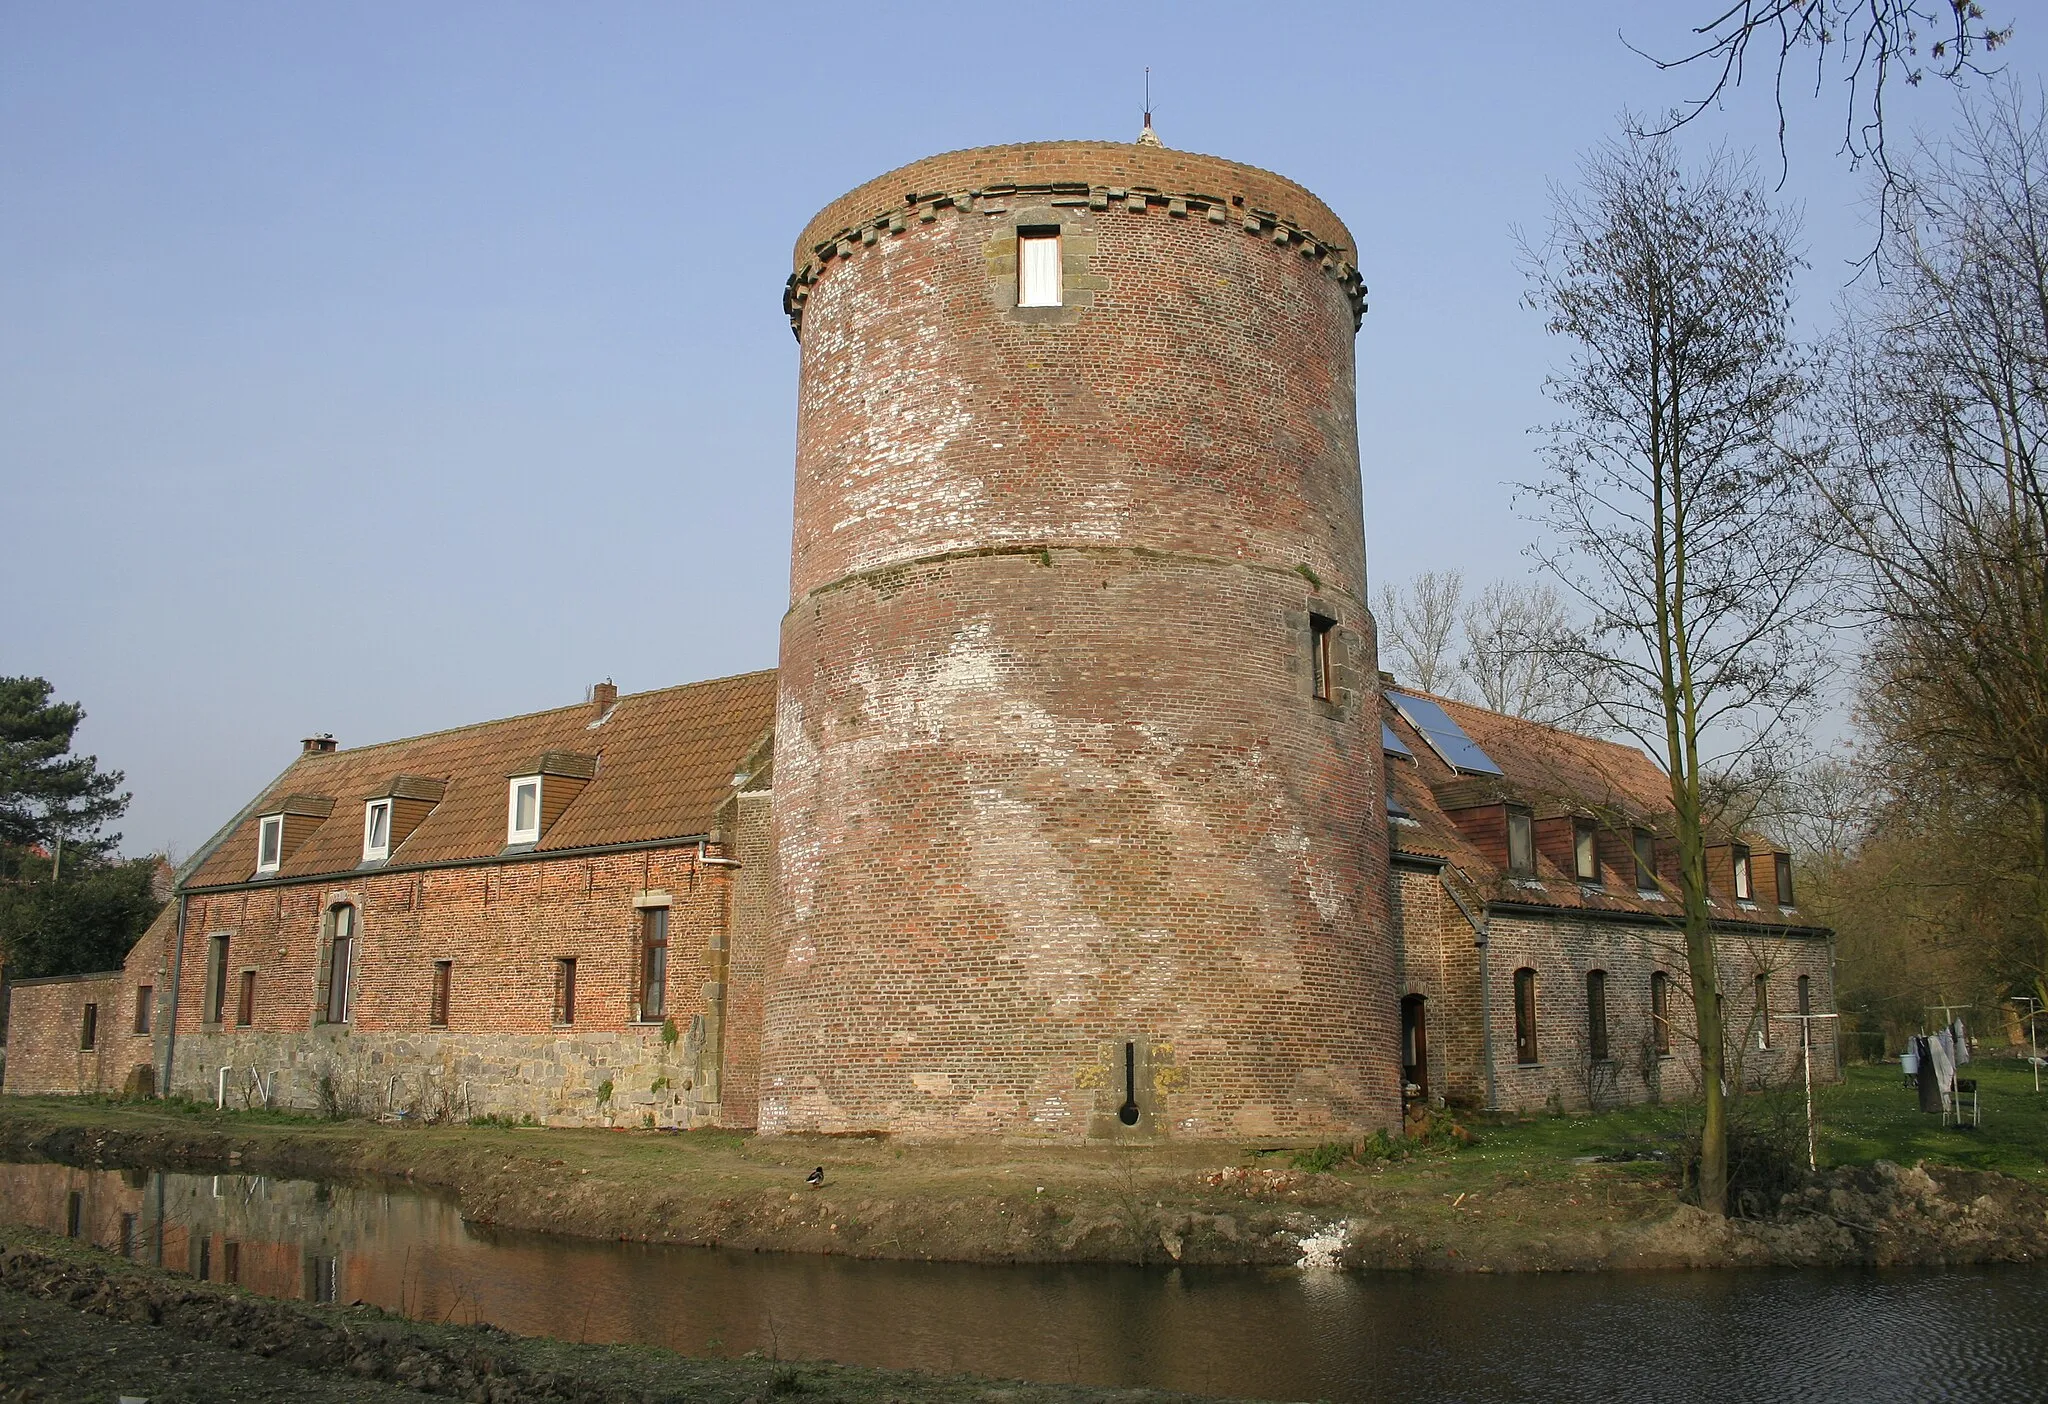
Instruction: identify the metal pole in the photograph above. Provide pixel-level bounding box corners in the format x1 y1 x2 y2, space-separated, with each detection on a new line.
1803 1018 1816 1173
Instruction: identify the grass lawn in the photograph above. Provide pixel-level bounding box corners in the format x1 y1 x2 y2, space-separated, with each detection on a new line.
1386 1058 2048 1186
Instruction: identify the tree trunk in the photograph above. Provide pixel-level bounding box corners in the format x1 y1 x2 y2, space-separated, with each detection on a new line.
1678 811 1728 1214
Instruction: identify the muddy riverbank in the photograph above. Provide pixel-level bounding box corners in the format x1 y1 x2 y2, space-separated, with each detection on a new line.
2 1097 2044 1272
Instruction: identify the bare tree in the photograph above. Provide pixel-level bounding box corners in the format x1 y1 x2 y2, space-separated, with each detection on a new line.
1630 3 2013 200
1821 87 2048 1006
1376 570 1466 695
1521 133 1833 1215
1459 579 1581 723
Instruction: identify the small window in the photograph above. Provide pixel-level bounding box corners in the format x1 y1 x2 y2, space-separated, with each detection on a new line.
1755 973 1771 1046
205 935 230 1025
508 778 542 845
133 985 153 1035
1573 820 1600 884
256 815 284 874
1797 973 1811 1016
324 907 354 1024
80 1002 98 1051
363 799 393 861
235 970 256 1027
1633 828 1658 893
1506 808 1536 878
1732 844 1753 901
1775 852 1795 906
1309 614 1337 702
223 1240 241 1285
1017 228 1062 307
1586 970 1609 1061
1513 968 1538 1064
431 960 452 1028
640 907 669 1021
553 956 577 1025
1652 971 1672 1055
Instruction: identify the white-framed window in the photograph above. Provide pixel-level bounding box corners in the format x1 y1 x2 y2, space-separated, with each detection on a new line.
1732 843 1753 901
1018 229 1062 307
256 814 284 874
362 799 393 862
507 777 542 845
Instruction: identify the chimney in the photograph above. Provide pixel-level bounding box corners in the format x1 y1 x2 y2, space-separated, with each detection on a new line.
590 680 618 722
301 733 337 754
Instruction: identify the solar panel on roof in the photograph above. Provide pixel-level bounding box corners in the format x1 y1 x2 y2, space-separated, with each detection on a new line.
1387 691 1505 777
1381 722 1414 760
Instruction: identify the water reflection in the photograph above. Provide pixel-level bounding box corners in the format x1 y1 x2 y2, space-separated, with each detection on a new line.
3 1161 2044 1402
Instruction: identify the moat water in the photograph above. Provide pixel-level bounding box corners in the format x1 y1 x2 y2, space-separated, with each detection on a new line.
3 1159 2044 1402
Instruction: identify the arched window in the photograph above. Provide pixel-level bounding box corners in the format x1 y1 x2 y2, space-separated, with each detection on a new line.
324 906 355 1025
1755 972 1771 1048
1797 973 1811 1017
1513 968 1539 1065
1586 970 1609 1061
1651 971 1672 1055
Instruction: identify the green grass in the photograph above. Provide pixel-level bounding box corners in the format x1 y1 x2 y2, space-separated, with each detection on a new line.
1818 1058 2048 1180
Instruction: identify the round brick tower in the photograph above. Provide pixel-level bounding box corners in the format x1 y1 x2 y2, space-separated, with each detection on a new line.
763 140 1396 1139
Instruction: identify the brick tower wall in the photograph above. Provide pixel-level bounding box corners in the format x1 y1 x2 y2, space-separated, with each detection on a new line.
765 141 1398 1139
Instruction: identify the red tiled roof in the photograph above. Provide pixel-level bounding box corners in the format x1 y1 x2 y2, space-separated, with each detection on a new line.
184 671 777 889
1383 688 1809 928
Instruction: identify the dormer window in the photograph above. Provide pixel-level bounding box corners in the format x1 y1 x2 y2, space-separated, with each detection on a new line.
508 777 542 846
1506 807 1536 878
1573 819 1600 885
1732 844 1753 902
1633 828 1657 893
362 799 393 862
1774 851 1795 906
256 815 284 875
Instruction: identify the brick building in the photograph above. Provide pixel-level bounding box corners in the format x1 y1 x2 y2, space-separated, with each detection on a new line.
2 136 1831 1131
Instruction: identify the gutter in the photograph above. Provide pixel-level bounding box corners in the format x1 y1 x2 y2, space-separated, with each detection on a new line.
1438 868 1497 1113
181 831 717 897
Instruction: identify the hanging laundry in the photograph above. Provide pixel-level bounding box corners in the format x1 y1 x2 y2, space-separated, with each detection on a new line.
1928 1032 1957 1112
1953 1015 1971 1065
1915 1036 1944 1114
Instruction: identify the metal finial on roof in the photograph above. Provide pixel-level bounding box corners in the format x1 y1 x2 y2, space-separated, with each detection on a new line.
1138 67 1163 146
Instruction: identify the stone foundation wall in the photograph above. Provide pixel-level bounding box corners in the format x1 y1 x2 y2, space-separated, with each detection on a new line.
167 1023 718 1128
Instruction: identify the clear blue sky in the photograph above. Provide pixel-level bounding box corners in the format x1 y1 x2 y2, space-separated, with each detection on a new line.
2 2 2036 858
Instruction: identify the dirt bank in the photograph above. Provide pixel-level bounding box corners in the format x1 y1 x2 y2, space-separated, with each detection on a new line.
2 1098 2043 1272
0 1226 1222 1404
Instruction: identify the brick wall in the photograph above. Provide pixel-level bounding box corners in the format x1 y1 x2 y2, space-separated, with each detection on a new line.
767 144 1396 1140
3 903 173 1097
158 842 746 1126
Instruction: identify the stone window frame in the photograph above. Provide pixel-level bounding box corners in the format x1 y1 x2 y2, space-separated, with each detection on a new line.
985 206 1104 326
1513 966 1539 1065
203 932 232 1027
313 897 362 1029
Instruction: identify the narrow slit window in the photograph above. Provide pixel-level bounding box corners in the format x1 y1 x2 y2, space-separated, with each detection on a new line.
1309 614 1336 701
554 956 577 1025
206 935 230 1024
1755 973 1771 1046
641 907 669 1021
1506 808 1536 878
1797 973 1811 1017
1574 820 1600 884
1586 970 1609 1061
80 1002 98 1051
431 960 452 1027
1018 229 1062 307
235 969 256 1027
133 985 153 1035
325 907 354 1024
1513 968 1538 1064
1652 971 1672 1055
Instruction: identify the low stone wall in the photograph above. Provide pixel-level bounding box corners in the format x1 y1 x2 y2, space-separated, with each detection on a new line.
166 1023 724 1128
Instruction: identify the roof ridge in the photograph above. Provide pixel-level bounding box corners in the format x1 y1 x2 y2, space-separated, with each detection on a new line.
292 668 779 763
